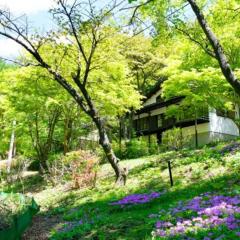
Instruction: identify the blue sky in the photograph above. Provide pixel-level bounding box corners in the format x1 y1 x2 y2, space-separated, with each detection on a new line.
0 0 194 58
0 0 56 57
0 0 129 58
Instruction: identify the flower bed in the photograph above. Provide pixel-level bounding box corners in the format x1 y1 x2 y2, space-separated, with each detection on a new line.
151 192 240 239
109 191 164 206
0 192 39 240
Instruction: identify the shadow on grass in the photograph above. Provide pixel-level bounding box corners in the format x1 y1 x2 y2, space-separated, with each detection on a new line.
47 172 240 240
2 174 45 194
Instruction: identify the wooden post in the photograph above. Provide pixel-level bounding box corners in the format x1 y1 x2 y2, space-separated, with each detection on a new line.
168 160 173 187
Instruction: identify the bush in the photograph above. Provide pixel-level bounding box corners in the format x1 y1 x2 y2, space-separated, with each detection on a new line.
44 150 99 189
162 127 190 151
113 136 159 160
226 153 240 172
0 193 32 229
44 153 67 186
149 135 159 155
125 137 149 159
63 150 99 189
0 156 30 185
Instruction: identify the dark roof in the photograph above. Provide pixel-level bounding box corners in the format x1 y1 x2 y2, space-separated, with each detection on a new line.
136 96 184 114
143 77 167 102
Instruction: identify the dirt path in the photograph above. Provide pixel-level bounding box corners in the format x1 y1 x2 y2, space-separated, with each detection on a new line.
22 215 62 240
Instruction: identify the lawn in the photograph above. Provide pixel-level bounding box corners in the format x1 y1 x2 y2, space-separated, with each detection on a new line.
3 141 240 240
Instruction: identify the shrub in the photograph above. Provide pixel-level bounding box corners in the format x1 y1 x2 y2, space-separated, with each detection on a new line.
44 153 68 186
63 150 99 189
162 127 190 151
149 135 159 155
112 141 127 160
226 153 240 172
125 137 149 159
0 193 32 229
0 156 30 185
44 150 99 189
113 136 159 160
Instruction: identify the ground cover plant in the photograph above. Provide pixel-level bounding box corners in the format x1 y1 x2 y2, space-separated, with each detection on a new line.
151 192 240 239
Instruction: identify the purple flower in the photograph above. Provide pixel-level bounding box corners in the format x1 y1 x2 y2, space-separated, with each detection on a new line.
152 192 240 238
109 191 163 206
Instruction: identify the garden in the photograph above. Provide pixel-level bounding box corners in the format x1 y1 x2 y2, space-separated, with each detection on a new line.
1 139 239 239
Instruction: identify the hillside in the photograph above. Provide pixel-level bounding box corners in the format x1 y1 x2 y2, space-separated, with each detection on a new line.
3 140 236 239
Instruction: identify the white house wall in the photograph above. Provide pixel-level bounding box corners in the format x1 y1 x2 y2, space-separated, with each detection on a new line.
151 107 166 116
144 89 162 106
133 113 149 120
209 111 239 136
133 107 166 120
181 123 210 137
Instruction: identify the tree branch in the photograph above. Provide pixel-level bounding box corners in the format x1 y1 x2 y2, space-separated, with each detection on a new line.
58 0 88 64
172 23 216 58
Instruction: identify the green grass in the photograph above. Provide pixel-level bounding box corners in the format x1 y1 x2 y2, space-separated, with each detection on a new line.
2 140 240 239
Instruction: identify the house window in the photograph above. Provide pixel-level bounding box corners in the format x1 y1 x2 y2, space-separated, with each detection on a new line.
138 117 148 130
157 114 163 128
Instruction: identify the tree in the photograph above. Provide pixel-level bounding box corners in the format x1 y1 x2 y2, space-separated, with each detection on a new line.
122 35 165 94
186 0 240 95
128 0 240 96
0 0 141 184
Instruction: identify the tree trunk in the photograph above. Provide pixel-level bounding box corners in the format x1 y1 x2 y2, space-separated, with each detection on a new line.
63 118 73 155
187 0 240 95
93 115 126 185
119 117 122 156
74 81 127 185
7 120 16 173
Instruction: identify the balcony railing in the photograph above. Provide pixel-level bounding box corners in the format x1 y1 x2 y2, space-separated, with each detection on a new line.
135 114 210 135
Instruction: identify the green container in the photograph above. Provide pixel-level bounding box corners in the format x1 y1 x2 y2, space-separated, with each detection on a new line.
0 193 39 240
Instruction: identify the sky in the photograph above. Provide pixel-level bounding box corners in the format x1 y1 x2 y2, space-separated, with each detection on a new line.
0 0 56 58
0 0 125 58
0 0 193 58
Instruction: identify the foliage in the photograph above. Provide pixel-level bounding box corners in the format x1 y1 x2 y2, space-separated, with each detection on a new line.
1 139 239 239
162 127 190 151
0 193 32 229
0 156 30 185
44 150 99 189
123 35 166 94
226 152 240 173
115 138 146 159
63 150 99 189
114 136 159 160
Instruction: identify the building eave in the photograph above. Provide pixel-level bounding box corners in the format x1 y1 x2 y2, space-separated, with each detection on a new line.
136 96 184 115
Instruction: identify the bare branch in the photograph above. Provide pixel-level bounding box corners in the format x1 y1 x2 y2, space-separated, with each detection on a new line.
0 56 41 67
122 0 154 24
58 0 88 64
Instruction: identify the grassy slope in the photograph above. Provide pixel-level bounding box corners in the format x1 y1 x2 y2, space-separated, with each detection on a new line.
4 140 240 239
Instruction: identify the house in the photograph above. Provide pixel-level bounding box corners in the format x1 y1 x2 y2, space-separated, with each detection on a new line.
133 82 239 147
